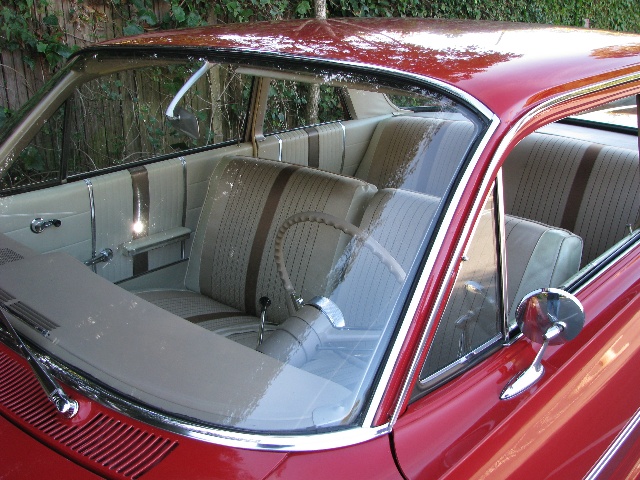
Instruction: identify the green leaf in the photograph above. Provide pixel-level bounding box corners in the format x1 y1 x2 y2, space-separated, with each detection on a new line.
123 23 144 36
36 41 48 53
43 14 59 26
172 5 186 23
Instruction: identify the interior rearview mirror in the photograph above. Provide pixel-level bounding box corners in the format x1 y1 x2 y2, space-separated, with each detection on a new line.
167 106 199 140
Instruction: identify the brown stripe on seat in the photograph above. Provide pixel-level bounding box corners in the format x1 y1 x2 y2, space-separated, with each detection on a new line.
306 126 320 168
186 311 247 324
560 144 602 232
244 165 300 316
129 166 150 275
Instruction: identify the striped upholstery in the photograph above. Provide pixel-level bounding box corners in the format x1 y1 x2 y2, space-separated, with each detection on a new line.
90 158 187 282
328 189 440 328
503 133 640 263
354 115 476 196
138 155 376 345
257 117 383 177
281 189 441 388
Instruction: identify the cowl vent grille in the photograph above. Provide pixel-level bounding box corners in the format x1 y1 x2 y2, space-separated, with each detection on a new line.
0 350 178 479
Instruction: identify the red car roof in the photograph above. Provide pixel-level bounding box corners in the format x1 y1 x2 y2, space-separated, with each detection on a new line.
100 18 640 120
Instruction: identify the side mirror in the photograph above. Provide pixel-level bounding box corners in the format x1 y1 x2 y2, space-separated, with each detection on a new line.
167 106 200 140
500 288 584 400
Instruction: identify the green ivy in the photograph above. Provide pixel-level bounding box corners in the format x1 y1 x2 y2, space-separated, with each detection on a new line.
0 0 76 70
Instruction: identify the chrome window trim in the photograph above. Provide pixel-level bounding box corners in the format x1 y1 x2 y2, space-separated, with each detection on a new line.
417 334 503 392
585 406 640 480
394 70 640 423
33 352 391 452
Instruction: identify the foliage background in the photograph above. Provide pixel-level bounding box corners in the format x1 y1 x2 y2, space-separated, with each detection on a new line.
1 0 640 115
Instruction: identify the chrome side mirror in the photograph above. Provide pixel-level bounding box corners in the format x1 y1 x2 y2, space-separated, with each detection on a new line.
500 288 584 400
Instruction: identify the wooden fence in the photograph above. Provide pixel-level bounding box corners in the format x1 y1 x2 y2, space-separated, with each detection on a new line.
0 0 172 112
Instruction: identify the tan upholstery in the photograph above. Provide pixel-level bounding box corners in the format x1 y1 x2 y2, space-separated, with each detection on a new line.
328 188 440 328
503 132 640 263
354 115 476 196
422 214 582 378
504 215 582 319
138 155 376 345
257 117 384 177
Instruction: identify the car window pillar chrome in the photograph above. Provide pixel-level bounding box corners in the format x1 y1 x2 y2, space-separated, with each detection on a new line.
0 305 79 418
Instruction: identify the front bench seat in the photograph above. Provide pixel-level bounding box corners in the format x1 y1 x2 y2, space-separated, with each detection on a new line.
137 155 376 346
354 115 477 196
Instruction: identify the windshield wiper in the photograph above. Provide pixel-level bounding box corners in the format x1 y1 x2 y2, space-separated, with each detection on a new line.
0 306 78 418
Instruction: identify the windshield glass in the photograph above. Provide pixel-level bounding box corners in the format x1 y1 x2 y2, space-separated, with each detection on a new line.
0 51 485 435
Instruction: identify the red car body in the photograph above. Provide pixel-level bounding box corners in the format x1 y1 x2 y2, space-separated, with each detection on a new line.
0 18 639 479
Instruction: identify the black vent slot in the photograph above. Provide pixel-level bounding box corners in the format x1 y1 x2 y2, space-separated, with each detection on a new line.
0 248 24 266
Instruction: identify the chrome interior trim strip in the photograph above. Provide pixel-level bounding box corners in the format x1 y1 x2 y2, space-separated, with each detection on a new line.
585 407 640 480
180 156 187 259
339 121 346 174
274 133 283 162
84 179 96 273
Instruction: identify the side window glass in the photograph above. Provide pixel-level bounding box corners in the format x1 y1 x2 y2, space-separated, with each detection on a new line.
66 64 251 176
1 62 251 191
1 103 65 190
420 190 502 382
263 79 347 134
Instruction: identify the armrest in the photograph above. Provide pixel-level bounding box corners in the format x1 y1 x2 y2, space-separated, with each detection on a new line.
120 227 191 257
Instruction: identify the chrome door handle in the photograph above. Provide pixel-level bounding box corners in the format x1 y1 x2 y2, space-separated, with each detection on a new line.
84 248 113 266
30 218 62 234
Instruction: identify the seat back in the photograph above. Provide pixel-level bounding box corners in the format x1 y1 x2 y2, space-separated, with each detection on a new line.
503 132 640 263
354 115 476 196
504 215 583 320
328 188 441 329
185 155 376 323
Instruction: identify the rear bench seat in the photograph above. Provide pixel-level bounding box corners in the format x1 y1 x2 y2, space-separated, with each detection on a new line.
136 155 376 346
503 131 640 264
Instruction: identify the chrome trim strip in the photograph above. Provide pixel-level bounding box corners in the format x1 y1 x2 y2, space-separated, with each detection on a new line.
496 171 510 338
339 121 346 174
378 114 500 428
84 179 96 273
390 69 640 426
585 407 640 480
274 134 283 162
180 156 187 259
418 334 502 391
34 353 390 451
